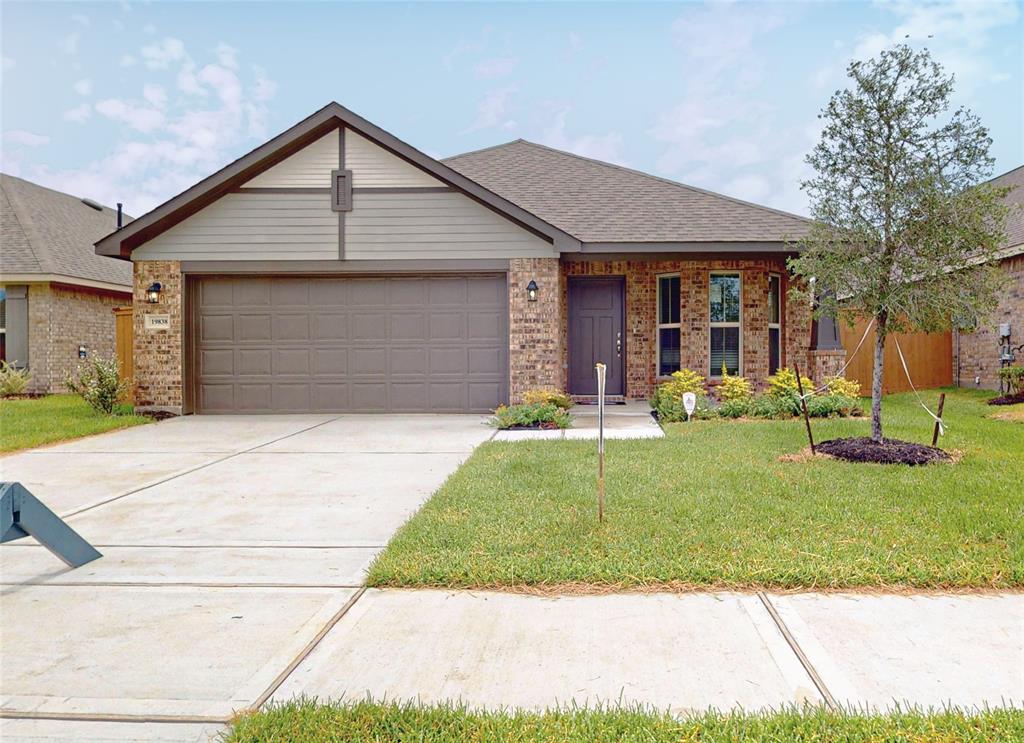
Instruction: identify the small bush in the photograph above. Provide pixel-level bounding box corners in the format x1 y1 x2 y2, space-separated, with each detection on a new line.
654 392 716 422
65 355 129 415
806 393 862 418
747 394 797 419
717 398 750 418
767 367 815 397
521 388 573 409
650 368 706 418
490 402 572 430
998 365 1024 395
717 366 753 402
824 375 862 397
0 360 32 396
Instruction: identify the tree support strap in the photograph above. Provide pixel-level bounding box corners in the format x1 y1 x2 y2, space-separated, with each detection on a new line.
1 482 102 568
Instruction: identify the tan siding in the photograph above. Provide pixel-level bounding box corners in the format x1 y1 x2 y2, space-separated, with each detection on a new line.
346 130 443 188
133 192 338 261
243 130 339 188
345 190 553 259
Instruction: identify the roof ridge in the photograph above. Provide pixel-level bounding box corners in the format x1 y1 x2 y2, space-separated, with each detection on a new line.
483 138 811 225
1 173 51 273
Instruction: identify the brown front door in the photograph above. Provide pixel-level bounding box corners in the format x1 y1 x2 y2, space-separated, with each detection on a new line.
567 276 625 396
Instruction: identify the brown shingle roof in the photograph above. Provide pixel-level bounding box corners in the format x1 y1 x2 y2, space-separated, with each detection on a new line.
444 139 810 244
1 173 131 287
989 165 1024 252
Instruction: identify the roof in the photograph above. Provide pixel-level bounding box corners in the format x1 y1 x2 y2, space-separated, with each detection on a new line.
1 173 132 289
443 139 810 245
95 102 580 259
988 165 1024 253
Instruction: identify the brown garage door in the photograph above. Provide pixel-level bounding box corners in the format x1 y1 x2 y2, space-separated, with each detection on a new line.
191 275 508 413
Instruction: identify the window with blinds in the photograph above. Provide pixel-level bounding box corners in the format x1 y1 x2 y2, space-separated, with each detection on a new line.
709 273 741 376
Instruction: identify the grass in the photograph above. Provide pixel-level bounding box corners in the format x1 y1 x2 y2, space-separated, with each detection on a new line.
368 389 1023 591
0 394 150 453
225 699 1024 742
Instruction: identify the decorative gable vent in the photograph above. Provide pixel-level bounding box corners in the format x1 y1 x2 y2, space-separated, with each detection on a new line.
331 169 353 212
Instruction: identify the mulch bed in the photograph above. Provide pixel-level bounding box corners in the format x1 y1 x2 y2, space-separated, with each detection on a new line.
139 410 178 421
987 391 1024 406
816 437 951 465
503 422 564 430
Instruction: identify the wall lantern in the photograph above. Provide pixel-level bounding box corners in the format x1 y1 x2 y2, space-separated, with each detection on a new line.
526 279 539 302
146 282 162 304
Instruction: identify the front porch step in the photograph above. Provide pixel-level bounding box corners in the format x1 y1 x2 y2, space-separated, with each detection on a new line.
570 395 628 406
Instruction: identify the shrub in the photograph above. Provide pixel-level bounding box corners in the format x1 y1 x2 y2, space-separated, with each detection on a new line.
717 398 750 418
650 368 705 411
490 402 572 430
806 393 862 418
717 365 753 402
654 392 715 422
747 394 797 419
521 388 573 409
767 367 815 397
65 355 129 415
0 360 32 397
998 365 1024 395
824 376 862 397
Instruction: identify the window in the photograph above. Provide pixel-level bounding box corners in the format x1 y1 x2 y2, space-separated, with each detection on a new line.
709 273 741 376
768 274 781 375
657 274 680 377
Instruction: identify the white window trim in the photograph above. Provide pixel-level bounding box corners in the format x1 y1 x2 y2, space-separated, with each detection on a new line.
768 273 781 374
709 271 742 378
656 273 681 379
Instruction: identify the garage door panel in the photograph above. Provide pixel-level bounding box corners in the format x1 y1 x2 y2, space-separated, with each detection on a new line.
194 274 507 413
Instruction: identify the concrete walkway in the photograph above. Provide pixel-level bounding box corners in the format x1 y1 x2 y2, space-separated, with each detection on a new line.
2 417 1022 741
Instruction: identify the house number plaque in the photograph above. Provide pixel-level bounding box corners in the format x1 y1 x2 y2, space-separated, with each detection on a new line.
144 314 170 331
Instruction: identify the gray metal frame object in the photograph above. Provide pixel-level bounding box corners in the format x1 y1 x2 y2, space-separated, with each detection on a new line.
1 482 102 567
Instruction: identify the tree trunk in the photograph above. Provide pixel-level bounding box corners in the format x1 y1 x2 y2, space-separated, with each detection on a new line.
871 316 887 443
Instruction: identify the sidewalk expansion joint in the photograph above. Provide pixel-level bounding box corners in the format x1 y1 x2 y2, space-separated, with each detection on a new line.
757 591 837 710
0 710 229 725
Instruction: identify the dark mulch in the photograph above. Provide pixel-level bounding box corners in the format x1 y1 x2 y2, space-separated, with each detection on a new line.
139 410 178 421
987 392 1024 406
816 437 951 465
504 421 564 431
1 392 47 400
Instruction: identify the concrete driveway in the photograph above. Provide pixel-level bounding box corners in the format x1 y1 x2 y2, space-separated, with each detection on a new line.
0 414 493 741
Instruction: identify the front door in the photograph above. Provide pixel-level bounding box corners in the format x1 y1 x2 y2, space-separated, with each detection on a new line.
567 276 625 395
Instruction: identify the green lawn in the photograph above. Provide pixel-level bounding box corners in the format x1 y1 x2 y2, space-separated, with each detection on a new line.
0 394 150 453
368 389 1023 591
225 699 1024 742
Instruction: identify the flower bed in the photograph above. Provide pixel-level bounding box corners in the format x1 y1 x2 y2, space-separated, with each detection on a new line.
490 389 573 430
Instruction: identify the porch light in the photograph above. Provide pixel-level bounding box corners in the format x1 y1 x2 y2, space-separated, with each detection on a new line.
146 282 162 304
526 279 539 302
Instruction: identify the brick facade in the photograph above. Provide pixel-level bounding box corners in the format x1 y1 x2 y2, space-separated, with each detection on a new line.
955 254 1024 390
22 282 129 394
508 257 562 402
132 260 184 411
561 257 815 399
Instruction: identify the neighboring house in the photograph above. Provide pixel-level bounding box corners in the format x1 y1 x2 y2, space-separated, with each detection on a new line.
1 174 132 393
95 102 842 415
954 165 1024 390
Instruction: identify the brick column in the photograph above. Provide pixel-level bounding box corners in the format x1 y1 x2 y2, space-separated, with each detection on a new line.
509 257 562 403
133 260 183 412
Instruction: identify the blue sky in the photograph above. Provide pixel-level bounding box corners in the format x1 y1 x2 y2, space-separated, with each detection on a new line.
1 1 1020 217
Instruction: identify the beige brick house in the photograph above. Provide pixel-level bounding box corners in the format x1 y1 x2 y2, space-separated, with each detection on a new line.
1 174 131 393
953 165 1024 392
95 102 842 414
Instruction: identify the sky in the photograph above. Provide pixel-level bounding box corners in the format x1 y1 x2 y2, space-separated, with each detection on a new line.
0 0 1021 218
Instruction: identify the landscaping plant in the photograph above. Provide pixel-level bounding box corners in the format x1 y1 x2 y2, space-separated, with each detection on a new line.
0 360 32 397
490 402 572 430
997 365 1024 395
824 375 862 398
717 365 752 403
65 355 130 415
521 388 574 409
789 44 1009 443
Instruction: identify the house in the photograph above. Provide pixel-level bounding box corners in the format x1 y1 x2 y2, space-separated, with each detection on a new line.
1 174 132 393
954 165 1024 391
94 102 842 414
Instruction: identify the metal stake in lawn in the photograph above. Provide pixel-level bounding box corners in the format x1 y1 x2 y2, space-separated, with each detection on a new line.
595 362 606 523
794 363 815 455
931 392 946 447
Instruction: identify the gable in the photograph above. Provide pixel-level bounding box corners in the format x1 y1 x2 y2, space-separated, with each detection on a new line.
345 130 442 188
243 130 339 189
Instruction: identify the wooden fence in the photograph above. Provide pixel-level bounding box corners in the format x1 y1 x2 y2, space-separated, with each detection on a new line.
114 306 133 401
839 318 952 394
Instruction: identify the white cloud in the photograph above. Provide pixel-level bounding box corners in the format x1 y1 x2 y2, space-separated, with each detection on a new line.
474 56 518 79
541 105 625 165
119 53 137 67
63 103 92 123
141 37 186 69
462 85 518 133
59 31 81 55
3 130 50 147
96 98 166 132
73 78 93 95
215 42 239 70
21 41 278 216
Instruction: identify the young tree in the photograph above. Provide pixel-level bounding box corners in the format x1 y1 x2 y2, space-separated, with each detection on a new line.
790 44 1009 443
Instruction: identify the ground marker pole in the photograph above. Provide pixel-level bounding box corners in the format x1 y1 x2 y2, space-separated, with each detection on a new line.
595 362 606 523
794 363 815 455
931 392 946 447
